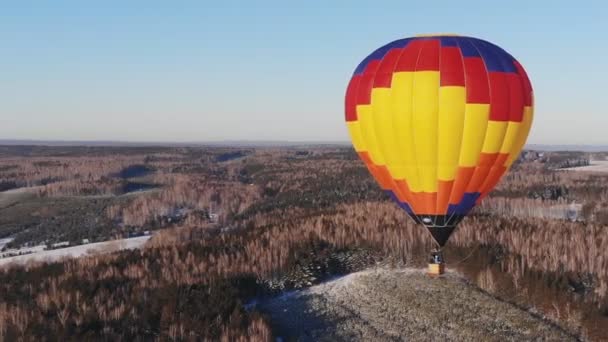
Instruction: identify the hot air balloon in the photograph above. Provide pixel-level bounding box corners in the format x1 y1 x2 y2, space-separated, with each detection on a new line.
344 34 533 275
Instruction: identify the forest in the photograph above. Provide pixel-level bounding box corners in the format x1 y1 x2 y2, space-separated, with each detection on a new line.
0 145 607 341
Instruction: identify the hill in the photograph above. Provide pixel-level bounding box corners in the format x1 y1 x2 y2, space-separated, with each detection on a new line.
256 268 576 341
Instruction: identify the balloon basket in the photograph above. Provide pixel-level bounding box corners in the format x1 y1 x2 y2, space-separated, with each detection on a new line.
428 249 445 276
427 262 445 276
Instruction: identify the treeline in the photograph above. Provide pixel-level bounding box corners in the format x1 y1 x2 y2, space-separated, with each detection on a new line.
496 163 608 201
38 178 127 197
0 201 420 340
1 197 122 249
0 156 144 191
455 216 608 301
106 175 260 228
2 199 608 339
0 147 252 196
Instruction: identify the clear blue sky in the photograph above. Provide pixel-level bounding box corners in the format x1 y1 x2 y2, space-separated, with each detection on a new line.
1 1 606 144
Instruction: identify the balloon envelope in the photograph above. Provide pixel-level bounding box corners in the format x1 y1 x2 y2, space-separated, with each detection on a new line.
345 34 534 246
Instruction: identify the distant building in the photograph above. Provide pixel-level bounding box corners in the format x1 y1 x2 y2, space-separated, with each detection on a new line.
523 151 539 161
51 241 70 249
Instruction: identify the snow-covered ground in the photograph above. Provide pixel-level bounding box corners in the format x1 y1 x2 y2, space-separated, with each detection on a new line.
0 187 38 208
0 235 151 267
0 186 43 195
0 244 46 258
0 238 14 251
254 268 575 341
562 160 608 172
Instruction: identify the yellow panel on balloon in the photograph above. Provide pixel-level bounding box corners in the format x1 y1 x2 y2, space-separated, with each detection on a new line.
346 121 366 152
370 87 398 174
506 106 534 166
412 71 440 193
481 121 508 154
437 86 466 181
499 121 521 154
459 103 490 167
388 71 419 190
356 104 385 165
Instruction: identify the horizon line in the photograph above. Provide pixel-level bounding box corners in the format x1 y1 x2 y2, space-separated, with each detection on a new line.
1 139 608 151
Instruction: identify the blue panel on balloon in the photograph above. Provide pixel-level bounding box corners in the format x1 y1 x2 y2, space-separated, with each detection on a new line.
386 190 413 214
447 192 481 215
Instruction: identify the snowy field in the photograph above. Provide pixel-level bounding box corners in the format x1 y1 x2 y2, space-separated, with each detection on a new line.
255 268 575 341
0 236 151 268
562 160 608 173
0 244 46 258
0 238 14 250
0 186 38 208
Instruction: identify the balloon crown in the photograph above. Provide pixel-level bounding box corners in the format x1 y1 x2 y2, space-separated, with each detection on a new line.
414 33 461 37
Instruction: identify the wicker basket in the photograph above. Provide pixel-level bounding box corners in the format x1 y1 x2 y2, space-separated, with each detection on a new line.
428 263 445 276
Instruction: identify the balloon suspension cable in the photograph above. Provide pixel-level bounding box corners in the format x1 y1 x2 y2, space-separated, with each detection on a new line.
450 243 481 266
